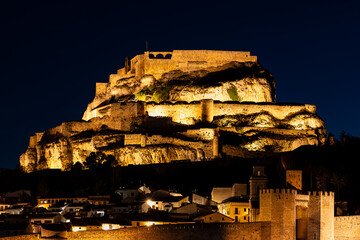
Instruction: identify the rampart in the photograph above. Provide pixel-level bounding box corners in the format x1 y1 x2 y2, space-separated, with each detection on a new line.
334 215 360 240
117 50 257 79
86 100 317 124
2 222 271 240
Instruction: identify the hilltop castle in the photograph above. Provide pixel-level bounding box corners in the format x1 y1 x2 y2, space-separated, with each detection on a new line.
20 50 326 172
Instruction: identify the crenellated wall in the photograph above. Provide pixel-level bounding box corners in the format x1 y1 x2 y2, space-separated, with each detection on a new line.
260 189 297 240
137 50 257 79
2 222 271 240
334 215 360 240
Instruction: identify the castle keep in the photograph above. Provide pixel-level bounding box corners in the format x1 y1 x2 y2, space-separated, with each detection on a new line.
20 50 326 172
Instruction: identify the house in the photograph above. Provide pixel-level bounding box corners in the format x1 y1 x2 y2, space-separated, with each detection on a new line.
172 203 213 217
37 196 88 209
146 190 189 212
87 195 111 205
5 205 23 215
71 218 102 232
191 193 217 207
0 203 11 215
194 212 234 223
64 203 86 215
109 202 147 214
2 190 32 205
87 204 111 217
115 185 150 201
218 196 250 223
211 183 247 204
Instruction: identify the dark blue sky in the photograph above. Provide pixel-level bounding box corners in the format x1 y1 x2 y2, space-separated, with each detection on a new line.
0 0 359 169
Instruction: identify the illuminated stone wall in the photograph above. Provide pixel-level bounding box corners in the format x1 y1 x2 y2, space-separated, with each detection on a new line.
259 189 334 240
145 101 318 125
139 50 257 79
214 103 316 120
2 222 271 240
146 102 202 125
259 189 297 240
334 216 360 240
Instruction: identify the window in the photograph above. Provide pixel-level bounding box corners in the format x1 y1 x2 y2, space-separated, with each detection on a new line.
235 216 238 222
244 208 247 212
244 216 246 220
210 217 212 220
235 208 238 214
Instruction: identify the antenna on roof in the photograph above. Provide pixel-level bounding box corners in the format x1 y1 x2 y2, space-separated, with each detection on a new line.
146 40 149 52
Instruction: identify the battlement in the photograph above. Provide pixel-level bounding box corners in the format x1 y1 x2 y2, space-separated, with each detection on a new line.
308 191 334 197
260 189 334 197
260 188 298 194
335 215 360 222
119 50 258 79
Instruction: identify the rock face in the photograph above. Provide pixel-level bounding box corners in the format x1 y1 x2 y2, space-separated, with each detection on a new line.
20 50 326 172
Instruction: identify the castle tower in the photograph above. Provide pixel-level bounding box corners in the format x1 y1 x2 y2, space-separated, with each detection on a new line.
250 166 268 201
249 166 268 221
260 189 297 240
307 191 334 240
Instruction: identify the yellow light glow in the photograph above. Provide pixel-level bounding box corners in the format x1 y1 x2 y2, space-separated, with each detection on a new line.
72 227 86 232
146 200 155 208
145 221 156 226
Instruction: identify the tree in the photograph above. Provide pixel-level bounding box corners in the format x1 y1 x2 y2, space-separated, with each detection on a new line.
83 152 117 169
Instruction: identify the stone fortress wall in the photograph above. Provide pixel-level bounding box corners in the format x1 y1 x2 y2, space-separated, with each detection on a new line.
3 222 271 240
84 99 317 126
114 50 258 80
334 215 360 240
259 189 334 240
94 50 258 95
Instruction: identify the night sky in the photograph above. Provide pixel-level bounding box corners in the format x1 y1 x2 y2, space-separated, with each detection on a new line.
1 0 359 169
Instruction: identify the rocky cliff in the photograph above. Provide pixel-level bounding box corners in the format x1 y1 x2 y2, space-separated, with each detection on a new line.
20 50 326 172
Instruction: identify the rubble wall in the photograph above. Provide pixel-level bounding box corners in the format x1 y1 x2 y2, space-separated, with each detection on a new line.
2 222 271 240
334 216 360 240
